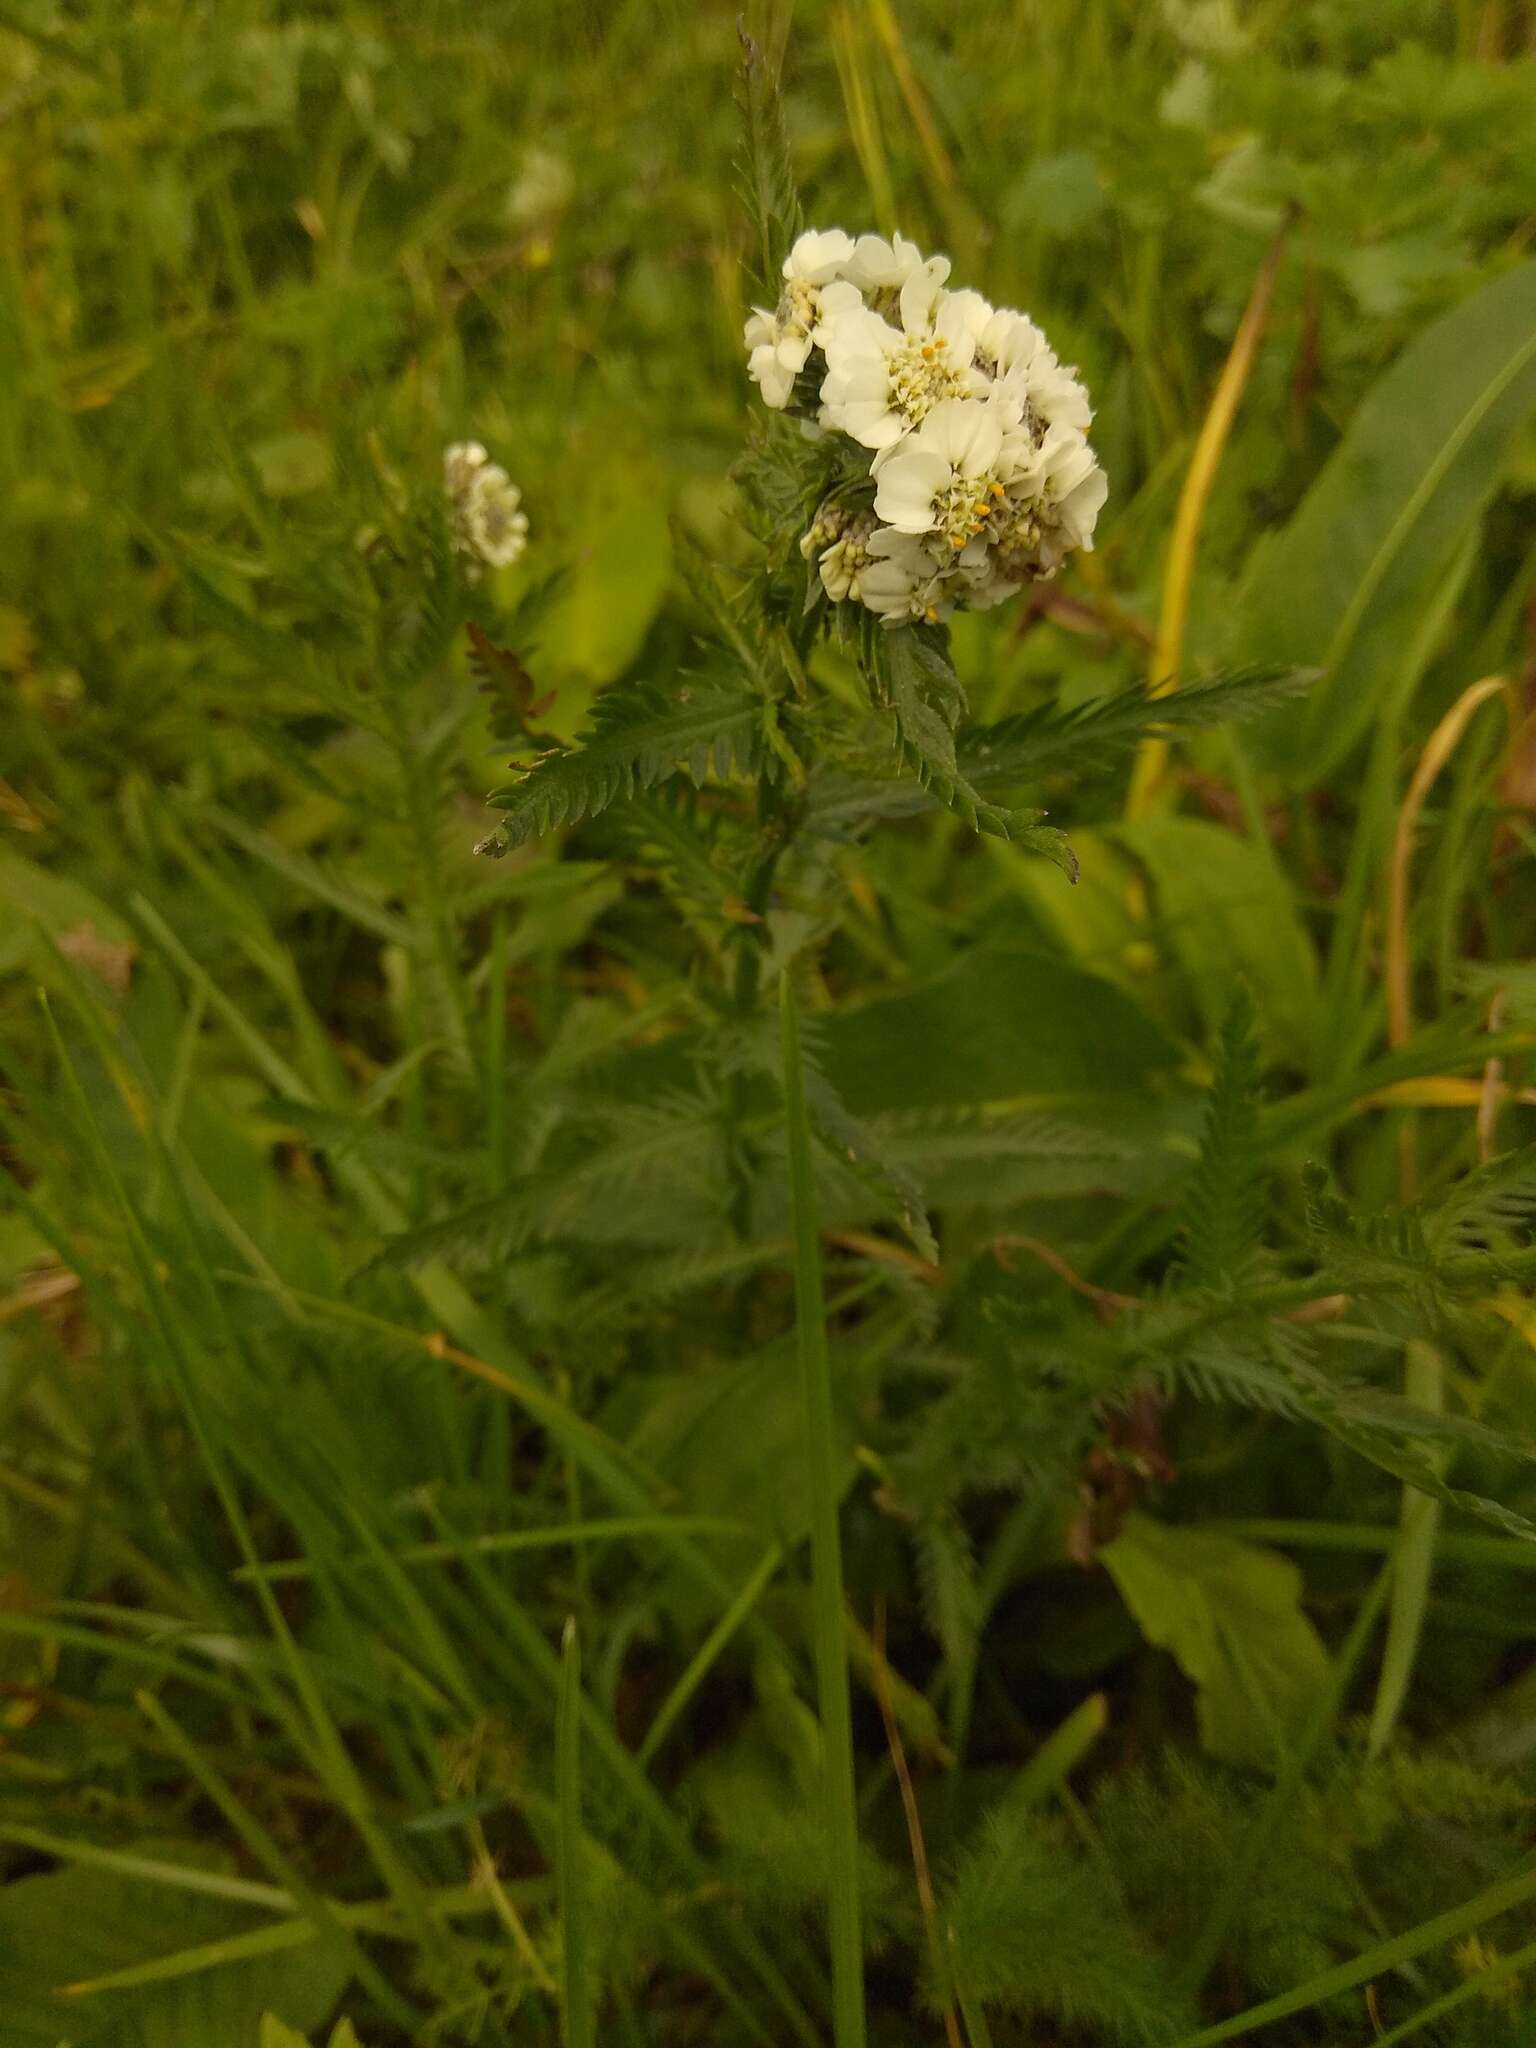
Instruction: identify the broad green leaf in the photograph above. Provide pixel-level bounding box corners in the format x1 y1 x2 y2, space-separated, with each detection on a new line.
995 826 1145 992
1116 816 1318 1061
259 2022 310 2048
537 447 672 691
1233 258 1536 777
0 849 134 982
1101 1514 1330 1772
259 2023 361 2048
0 1864 348 2045
818 948 1180 1115
632 1340 840 1545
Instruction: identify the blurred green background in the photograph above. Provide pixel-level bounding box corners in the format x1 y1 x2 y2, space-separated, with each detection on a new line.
5 3 1536 2045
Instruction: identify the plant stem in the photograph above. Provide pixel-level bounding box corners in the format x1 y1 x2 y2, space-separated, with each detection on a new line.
779 970 867 2048
486 903 509 1185
558 1616 595 2048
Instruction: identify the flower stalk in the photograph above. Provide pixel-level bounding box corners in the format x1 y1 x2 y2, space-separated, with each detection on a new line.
779 969 867 2048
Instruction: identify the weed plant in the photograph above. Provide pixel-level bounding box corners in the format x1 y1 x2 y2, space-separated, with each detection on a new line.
3 5 1536 2045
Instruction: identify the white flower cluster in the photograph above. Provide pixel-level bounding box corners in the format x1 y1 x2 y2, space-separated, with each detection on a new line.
744 230 1107 625
443 442 529 575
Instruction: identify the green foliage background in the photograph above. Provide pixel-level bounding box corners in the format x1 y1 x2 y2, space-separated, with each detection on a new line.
3 1 1536 2043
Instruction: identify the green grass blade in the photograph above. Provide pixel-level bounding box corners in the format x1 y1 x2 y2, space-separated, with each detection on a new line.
1005 1693 1108 1813
1369 1933 1536 2047
0 1826 292 1911
135 1689 417 2030
1171 1850 1536 2046
1368 1339 1443 1756
1206 1520 1536 1569
780 970 867 2048
558 1616 595 2048
236 1515 752 1584
420 1504 823 2046
61 1919 319 1998
638 1542 783 1769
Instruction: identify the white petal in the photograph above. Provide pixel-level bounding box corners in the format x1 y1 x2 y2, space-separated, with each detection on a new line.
1040 425 1097 497
936 289 991 365
898 258 947 335
785 228 856 283
1057 461 1108 547
874 450 950 530
819 304 899 372
812 279 866 337
750 345 795 408
821 355 891 405
918 397 1000 476
846 234 906 289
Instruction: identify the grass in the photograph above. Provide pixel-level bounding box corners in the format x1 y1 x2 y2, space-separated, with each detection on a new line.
3 2 1536 2045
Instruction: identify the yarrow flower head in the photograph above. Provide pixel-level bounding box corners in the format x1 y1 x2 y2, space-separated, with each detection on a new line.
443 441 530 576
742 229 1106 625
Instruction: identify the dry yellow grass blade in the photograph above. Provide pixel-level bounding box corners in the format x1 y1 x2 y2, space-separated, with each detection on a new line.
1362 1076 1536 1110
1369 670 1512 1760
870 1600 963 2048
1125 222 1290 818
1386 673 1512 1059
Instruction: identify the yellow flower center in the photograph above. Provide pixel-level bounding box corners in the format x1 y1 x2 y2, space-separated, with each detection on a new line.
932 472 1004 548
886 333 971 426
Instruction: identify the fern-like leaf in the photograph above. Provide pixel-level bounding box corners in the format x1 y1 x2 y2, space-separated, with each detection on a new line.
885 626 1078 875
799 1042 938 1263
959 664 1318 789
735 20 801 305
467 620 556 748
933 1804 1194 2042
1177 989 1265 1293
486 684 764 847
1423 1144 1536 1258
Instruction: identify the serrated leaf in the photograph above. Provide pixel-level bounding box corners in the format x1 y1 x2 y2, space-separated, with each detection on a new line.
1177 989 1265 1293
486 683 763 846
885 627 1077 873
958 664 1317 785
735 21 802 304
467 619 556 744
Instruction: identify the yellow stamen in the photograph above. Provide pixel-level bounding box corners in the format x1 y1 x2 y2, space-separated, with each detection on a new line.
949 534 967 549
991 481 1005 497
924 606 939 623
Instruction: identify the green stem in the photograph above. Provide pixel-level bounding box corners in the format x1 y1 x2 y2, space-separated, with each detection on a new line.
779 971 867 2048
486 904 509 1186
558 1616 595 2048
1367 1338 1443 1756
389 699 473 1069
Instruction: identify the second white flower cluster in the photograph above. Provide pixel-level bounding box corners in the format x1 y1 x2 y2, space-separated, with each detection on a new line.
745 229 1108 626
443 442 529 576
